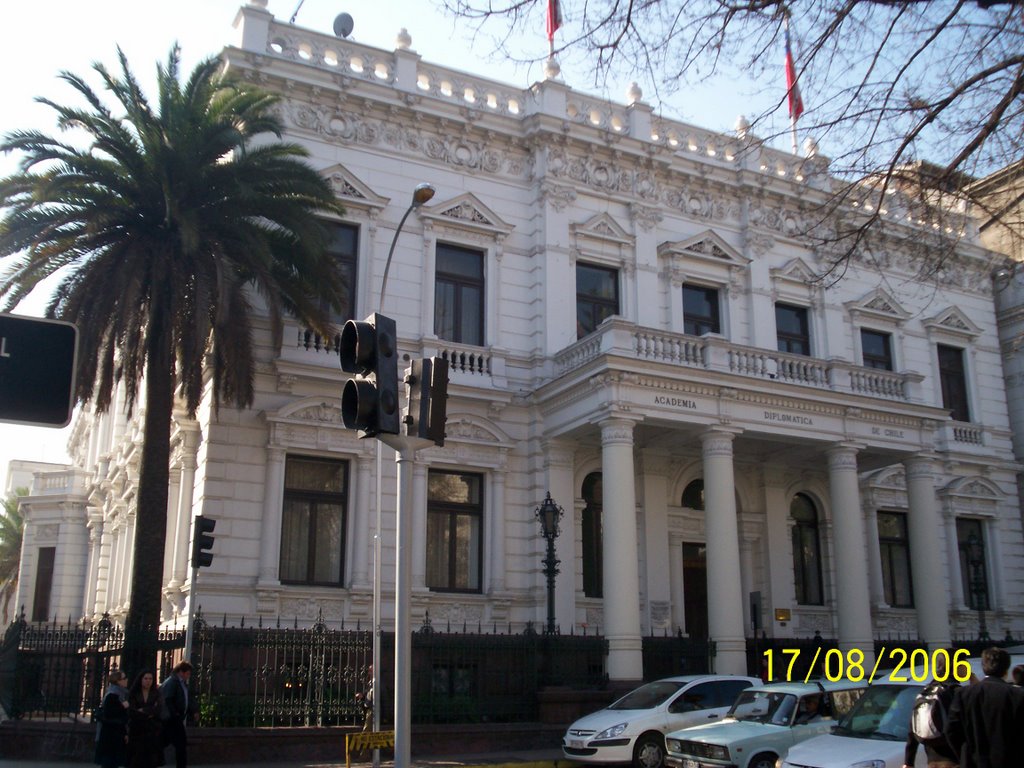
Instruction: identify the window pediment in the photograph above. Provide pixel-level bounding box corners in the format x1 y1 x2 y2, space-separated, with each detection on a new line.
845 288 911 325
658 230 749 267
322 164 389 215
572 212 634 247
923 306 983 341
420 193 513 238
770 257 818 286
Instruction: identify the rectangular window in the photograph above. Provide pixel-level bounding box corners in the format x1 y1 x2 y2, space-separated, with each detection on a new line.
683 284 721 336
31 547 56 622
325 223 359 323
576 263 619 339
877 512 913 608
937 344 970 422
775 303 811 356
435 243 485 346
426 470 483 592
957 518 989 610
861 329 894 371
280 456 348 586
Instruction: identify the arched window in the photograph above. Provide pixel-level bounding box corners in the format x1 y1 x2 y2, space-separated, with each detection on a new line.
682 479 705 510
582 473 603 598
791 493 823 605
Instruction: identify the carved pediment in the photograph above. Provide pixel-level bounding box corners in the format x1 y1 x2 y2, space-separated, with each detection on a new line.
658 229 749 266
923 306 983 340
941 476 1002 499
420 193 513 237
770 257 818 285
845 288 911 323
321 163 389 213
573 212 634 246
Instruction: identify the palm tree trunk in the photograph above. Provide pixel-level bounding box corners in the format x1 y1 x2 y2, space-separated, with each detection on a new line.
123 311 174 677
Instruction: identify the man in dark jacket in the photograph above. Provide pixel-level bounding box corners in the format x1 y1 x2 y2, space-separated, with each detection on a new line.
903 655 959 768
159 661 198 768
945 647 1024 768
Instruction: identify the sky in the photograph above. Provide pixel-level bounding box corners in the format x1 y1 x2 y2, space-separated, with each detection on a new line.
0 0 779 493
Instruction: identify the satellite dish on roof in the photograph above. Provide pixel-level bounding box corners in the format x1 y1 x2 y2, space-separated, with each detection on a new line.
334 13 354 38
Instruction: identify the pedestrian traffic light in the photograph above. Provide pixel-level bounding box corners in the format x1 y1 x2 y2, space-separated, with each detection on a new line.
340 312 400 438
403 356 449 447
191 515 216 569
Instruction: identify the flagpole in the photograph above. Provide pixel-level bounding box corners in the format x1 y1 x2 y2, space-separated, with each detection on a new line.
785 14 799 154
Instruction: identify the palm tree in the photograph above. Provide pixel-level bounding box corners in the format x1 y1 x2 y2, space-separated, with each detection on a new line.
0 489 27 625
0 47 346 673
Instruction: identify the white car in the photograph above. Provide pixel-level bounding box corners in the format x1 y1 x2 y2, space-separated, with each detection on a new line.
562 675 761 768
780 653 1024 768
665 680 867 768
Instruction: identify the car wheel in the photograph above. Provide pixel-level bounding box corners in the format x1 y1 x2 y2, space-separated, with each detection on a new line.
747 752 777 768
632 733 666 768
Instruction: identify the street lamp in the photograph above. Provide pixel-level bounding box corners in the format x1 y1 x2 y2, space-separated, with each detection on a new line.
372 181 434 768
966 531 990 642
535 492 563 635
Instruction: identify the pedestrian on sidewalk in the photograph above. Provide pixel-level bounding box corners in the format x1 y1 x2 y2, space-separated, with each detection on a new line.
945 647 1024 768
127 670 163 768
159 662 198 768
94 669 129 768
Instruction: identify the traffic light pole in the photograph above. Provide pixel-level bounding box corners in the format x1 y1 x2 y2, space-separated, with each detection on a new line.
379 433 432 768
184 561 199 663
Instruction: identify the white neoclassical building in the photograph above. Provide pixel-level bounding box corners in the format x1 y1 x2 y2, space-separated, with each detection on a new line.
12 1 1024 680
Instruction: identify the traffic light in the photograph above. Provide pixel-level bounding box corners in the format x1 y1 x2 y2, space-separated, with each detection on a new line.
340 312 400 438
191 515 216 569
403 356 449 446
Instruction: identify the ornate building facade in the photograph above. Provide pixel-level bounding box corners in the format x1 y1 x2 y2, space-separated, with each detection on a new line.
13 1 1024 679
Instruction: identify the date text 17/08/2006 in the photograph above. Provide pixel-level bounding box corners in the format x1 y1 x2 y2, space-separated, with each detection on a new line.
763 647 973 684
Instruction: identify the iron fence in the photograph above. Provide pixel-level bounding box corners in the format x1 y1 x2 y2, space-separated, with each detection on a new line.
1 611 608 726
642 630 713 679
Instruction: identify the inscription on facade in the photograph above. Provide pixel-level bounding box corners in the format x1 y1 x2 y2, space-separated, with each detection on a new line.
654 395 697 409
763 411 813 425
871 427 905 438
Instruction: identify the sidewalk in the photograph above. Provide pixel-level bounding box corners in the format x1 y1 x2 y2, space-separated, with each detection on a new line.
0 747 570 768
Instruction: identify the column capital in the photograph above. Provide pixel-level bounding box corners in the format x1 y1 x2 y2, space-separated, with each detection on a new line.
903 454 939 479
826 442 863 470
542 439 577 470
600 416 640 446
267 444 286 462
700 426 741 456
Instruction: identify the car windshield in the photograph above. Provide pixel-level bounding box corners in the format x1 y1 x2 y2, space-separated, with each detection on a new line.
609 681 686 710
833 685 919 741
727 690 798 725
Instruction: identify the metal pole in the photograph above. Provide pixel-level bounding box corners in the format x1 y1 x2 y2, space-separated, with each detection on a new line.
372 440 382 768
545 535 557 634
183 564 198 663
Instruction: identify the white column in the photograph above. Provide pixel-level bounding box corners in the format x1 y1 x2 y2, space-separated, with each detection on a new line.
943 508 966 609
669 534 685 633
701 428 747 674
351 455 373 588
168 427 200 589
640 452 672 633
863 505 886 608
739 525 754 636
827 444 875 662
108 522 124 611
600 417 644 681
762 473 795 638
488 467 508 594
84 516 102 619
93 517 112 616
121 514 137 611
544 440 577 633
904 456 952 646
985 522 1005 610
257 446 286 585
412 462 428 591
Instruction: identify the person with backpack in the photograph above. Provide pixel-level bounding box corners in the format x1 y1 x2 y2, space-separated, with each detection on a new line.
903 654 960 768
945 647 1024 768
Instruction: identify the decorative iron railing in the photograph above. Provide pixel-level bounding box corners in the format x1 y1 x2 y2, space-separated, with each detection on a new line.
1 611 609 726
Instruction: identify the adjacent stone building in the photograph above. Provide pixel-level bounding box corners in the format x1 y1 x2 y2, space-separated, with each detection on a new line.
12 1 1024 679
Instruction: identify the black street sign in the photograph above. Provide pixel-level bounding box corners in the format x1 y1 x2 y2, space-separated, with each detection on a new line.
0 313 78 428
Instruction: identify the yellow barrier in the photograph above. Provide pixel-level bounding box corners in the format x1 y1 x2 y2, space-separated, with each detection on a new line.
345 731 395 767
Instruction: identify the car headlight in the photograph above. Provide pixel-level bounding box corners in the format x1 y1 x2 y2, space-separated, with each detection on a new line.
595 722 629 740
665 738 682 754
706 745 730 761
848 761 885 768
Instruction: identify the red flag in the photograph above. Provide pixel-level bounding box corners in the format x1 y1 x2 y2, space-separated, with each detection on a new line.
784 25 804 121
547 0 562 43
